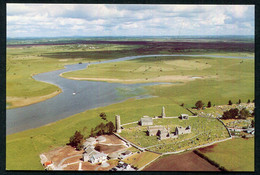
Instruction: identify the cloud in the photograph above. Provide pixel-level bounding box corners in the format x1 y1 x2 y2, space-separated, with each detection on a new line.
7 4 255 37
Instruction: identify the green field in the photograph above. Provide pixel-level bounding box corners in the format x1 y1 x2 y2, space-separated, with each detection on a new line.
120 117 229 153
6 97 192 170
196 138 254 171
63 54 254 108
123 151 160 169
6 44 140 108
6 40 254 170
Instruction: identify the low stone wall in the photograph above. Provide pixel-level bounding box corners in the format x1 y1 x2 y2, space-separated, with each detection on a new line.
185 107 196 115
121 121 138 126
161 137 232 156
216 118 232 137
113 133 145 151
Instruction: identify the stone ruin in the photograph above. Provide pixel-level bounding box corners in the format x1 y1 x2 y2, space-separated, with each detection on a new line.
147 125 191 140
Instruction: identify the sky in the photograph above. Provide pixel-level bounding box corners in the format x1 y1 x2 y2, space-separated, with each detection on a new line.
7 4 255 38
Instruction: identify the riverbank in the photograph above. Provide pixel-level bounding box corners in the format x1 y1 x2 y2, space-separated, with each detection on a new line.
6 40 254 170
62 75 216 84
7 88 62 109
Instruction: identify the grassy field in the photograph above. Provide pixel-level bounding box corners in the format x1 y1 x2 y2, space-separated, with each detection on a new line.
196 138 254 171
120 117 229 153
6 44 141 108
6 40 254 170
63 54 254 108
7 40 254 108
123 151 160 169
6 96 192 170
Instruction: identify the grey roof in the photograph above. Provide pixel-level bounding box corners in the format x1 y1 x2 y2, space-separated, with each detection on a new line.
141 117 153 123
108 152 119 158
97 136 106 141
86 137 96 142
92 152 107 159
123 150 132 155
84 145 98 156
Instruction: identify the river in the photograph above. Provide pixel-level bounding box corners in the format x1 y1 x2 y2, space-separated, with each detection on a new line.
6 54 254 135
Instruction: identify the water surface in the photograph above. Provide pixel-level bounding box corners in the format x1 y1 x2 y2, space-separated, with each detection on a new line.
6 54 253 135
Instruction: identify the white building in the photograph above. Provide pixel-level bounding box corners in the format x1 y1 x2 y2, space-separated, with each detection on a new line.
89 152 108 164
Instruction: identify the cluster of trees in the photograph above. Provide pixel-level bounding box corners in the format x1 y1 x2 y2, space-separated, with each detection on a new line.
193 98 254 110
68 112 115 151
89 112 115 136
68 130 84 150
222 108 251 119
229 99 253 105
194 100 212 109
89 121 115 137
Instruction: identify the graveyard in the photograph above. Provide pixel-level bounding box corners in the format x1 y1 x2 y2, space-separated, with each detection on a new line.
117 108 230 154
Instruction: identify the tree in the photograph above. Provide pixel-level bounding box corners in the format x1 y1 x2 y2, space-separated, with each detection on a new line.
95 122 105 135
90 128 95 137
76 139 84 151
100 112 108 121
238 99 241 104
252 108 255 117
239 108 250 119
247 99 251 103
251 120 255 128
207 101 211 108
106 121 115 134
195 100 204 109
228 100 232 105
222 108 239 119
69 131 84 149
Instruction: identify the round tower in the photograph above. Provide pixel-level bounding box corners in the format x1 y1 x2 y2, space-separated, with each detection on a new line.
162 106 166 118
115 115 121 133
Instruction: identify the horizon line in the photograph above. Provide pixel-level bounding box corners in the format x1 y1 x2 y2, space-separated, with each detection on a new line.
7 35 255 39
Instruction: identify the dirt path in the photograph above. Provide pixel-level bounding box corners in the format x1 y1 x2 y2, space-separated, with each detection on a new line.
143 151 220 171
57 154 82 170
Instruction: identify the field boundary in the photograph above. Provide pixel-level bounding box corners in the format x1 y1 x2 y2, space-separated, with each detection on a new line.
121 121 138 126
113 133 145 151
160 137 232 156
137 152 162 171
193 150 228 171
217 118 232 137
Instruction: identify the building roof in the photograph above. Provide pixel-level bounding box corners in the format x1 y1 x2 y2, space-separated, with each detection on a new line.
141 117 153 123
123 150 132 155
92 152 107 159
84 145 98 156
108 152 119 158
97 136 106 142
83 141 91 147
86 137 96 142
181 114 189 117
